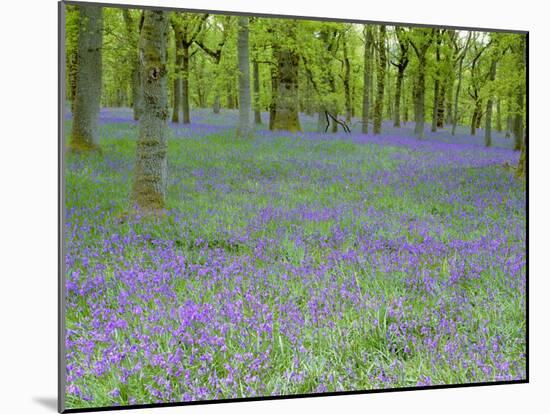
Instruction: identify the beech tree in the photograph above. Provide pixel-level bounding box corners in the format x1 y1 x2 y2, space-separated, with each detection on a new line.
373 25 386 135
409 28 434 138
131 10 169 212
70 5 103 151
171 13 208 124
236 16 252 137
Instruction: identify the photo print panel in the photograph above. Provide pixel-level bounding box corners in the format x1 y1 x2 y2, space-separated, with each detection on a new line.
59 0 528 411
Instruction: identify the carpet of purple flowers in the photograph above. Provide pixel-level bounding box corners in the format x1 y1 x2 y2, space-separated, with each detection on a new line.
64 108 526 408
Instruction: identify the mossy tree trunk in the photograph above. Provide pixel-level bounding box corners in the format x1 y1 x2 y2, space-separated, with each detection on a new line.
361 26 373 134
131 10 169 213
392 27 409 128
123 9 143 121
253 59 262 124
410 29 434 139
272 24 301 132
236 16 252 138
361 25 374 134
343 35 352 123
495 99 502 132
373 26 387 135
431 30 442 133
171 29 183 123
484 55 498 147
181 45 190 124
70 5 103 152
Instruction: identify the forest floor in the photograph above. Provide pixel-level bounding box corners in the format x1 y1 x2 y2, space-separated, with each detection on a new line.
64 108 526 408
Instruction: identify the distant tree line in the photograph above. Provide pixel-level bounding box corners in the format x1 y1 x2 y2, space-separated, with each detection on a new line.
65 5 527 212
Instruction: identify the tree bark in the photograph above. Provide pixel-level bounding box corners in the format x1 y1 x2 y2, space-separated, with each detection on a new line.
272 28 301 132
236 17 252 138
269 62 278 130
70 5 103 151
495 98 502 132
171 31 183 123
513 91 524 151
373 26 386 135
362 26 374 134
431 30 442 133
392 28 409 128
131 10 169 212
253 59 262 124
410 29 433 138
123 9 143 121
343 35 352 123
484 56 498 147
181 44 190 124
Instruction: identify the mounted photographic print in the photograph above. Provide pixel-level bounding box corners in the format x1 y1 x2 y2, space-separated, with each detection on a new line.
58 1 528 412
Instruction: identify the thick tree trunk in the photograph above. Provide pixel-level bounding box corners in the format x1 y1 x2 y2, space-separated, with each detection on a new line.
236 17 252 138
272 47 301 132
70 5 103 151
373 26 386 135
253 59 262 124
317 110 325 133
181 45 190 124
131 10 169 212
362 26 373 134
68 51 78 113
513 91 524 151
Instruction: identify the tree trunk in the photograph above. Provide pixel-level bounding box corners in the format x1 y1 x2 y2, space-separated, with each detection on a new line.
393 67 405 127
470 102 481 135
373 26 386 135
484 56 498 147
171 34 182 123
122 9 142 120
402 77 408 124
70 5 103 151
236 17 251 138
343 36 352 123
513 90 524 151
452 57 464 135
272 47 301 132
172 77 181 122
269 63 278 130
181 44 190 124
362 26 373 134
131 10 169 212
495 98 502 132
414 58 426 138
253 59 262 124
68 50 78 113
437 81 446 128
